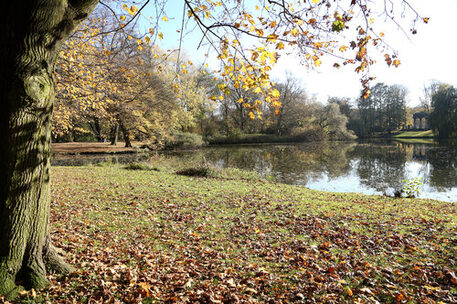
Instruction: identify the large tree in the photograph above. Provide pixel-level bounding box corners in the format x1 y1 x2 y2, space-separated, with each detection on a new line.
430 85 457 139
0 0 425 298
357 83 407 135
0 0 98 297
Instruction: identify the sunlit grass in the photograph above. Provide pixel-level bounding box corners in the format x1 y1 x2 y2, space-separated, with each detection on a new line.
28 164 457 303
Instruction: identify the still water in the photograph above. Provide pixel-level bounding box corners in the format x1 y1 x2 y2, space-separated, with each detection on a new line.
52 141 457 202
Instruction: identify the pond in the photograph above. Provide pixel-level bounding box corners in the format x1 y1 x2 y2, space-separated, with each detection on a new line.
52 140 457 202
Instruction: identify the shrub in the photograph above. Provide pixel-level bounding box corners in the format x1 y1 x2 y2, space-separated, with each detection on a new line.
176 166 211 177
124 162 158 171
402 177 423 198
176 165 263 181
290 126 326 142
164 132 204 149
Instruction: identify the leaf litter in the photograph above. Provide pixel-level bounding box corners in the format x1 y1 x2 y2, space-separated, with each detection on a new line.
5 165 457 303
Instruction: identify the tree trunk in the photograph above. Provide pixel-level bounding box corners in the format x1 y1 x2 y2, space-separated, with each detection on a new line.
94 116 104 142
110 123 119 145
119 120 132 148
0 0 98 298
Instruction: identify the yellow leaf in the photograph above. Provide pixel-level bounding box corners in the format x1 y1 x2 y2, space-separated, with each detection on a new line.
339 45 347 52
162 16 168 22
253 87 262 94
119 15 126 21
127 6 137 15
393 59 400 67
276 42 284 50
158 32 163 40
290 28 300 37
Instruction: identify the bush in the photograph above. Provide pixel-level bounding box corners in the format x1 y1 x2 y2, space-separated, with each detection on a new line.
124 162 159 171
330 129 357 141
290 127 326 142
176 166 211 177
164 132 204 149
176 165 263 181
402 177 423 198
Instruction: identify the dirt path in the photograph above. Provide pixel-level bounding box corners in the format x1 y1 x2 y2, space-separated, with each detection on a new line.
51 142 142 154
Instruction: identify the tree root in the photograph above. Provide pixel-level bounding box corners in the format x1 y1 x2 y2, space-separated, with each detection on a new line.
44 243 75 274
0 241 73 299
0 268 23 300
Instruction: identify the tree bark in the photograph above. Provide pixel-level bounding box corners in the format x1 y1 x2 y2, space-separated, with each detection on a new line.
0 0 98 298
119 120 132 148
110 123 119 145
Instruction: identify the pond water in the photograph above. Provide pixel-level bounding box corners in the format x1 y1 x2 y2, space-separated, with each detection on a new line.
52 140 457 202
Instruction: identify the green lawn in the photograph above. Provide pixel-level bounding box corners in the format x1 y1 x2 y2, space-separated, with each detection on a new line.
393 130 434 138
14 164 457 303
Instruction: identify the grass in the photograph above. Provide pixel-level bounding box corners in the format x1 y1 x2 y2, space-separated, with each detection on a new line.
393 137 435 144
393 130 434 138
11 163 457 303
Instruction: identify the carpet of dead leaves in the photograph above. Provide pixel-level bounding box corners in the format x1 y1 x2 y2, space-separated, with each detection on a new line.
6 166 457 303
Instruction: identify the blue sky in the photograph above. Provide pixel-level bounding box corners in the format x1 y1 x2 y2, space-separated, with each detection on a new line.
140 0 457 106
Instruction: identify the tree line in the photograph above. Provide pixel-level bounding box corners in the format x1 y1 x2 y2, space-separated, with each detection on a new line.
53 7 359 147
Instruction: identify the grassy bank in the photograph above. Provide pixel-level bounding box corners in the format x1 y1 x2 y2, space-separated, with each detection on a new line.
392 130 434 138
11 164 457 303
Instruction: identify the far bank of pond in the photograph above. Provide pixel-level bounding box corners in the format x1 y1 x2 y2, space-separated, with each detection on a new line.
52 140 457 203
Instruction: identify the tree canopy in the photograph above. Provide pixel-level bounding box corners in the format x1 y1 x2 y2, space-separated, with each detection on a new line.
430 84 457 139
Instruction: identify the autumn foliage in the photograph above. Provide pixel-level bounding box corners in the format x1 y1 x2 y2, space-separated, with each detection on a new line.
53 0 429 143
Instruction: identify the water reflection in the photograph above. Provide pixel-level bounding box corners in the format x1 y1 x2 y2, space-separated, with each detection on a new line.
52 141 457 202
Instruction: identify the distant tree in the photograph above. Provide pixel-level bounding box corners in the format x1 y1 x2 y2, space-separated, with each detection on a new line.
420 80 442 113
429 85 457 139
383 85 407 132
328 97 353 118
357 83 406 135
315 103 356 141
271 76 308 135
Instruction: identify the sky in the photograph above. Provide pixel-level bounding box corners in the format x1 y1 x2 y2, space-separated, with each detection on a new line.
143 0 457 107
